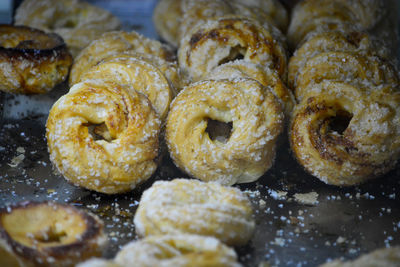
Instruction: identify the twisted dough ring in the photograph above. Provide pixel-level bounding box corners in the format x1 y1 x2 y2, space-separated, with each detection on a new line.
15 0 121 57
77 54 176 120
178 16 287 82
288 31 391 89
205 60 294 117
134 179 255 246
290 81 400 186
0 25 72 94
287 0 386 49
166 79 283 185
294 51 399 100
0 201 106 267
114 234 241 267
46 79 161 194
69 31 175 86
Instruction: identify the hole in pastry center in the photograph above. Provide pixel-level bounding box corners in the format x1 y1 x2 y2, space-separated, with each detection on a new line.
206 119 233 143
328 110 352 135
218 45 245 65
33 226 67 243
86 122 114 142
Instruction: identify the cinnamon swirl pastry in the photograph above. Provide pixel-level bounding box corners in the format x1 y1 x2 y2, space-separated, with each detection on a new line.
69 30 175 86
77 54 176 120
134 179 255 246
0 201 106 267
290 81 400 186
178 16 287 82
114 234 241 267
288 31 391 90
287 0 387 49
153 0 182 48
166 79 283 185
14 0 121 57
46 79 161 194
205 60 294 117
0 25 72 94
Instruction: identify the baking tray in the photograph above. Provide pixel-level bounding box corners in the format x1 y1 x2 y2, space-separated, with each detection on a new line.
1 1 400 266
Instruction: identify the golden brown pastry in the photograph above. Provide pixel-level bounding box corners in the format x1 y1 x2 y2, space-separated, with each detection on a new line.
205 60 294 117
0 25 72 94
77 54 176 120
287 0 387 49
114 234 241 267
153 0 183 48
134 179 255 246
69 30 175 86
46 79 161 194
166 79 283 185
288 31 392 90
319 246 400 267
0 201 106 267
14 0 121 57
178 16 287 82
290 80 400 186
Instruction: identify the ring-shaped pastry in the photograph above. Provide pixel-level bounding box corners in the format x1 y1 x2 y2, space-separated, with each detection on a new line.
178 16 287 82
134 179 255 246
153 0 183 48
0 201 106 267
290 81 400 186
78 54 175 120
114 234 241 267
294 52 399 100
69 30 175 86
0 25 72 94
14 0 121 57
46 79 161 194
166 79 283 185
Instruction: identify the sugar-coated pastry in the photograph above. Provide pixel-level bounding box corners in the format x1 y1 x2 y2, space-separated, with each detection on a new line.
69 30 175 86
77 258 121 267
205 60 294 117
77 54 176 120
319 246 400 267
290 81 400 186
178 16 287 82
0 201 106 267
14 0 121 57
134 179 255 246
0 25 72 94
287 0 387 49
153 0 182 48
46 79 161 194
166 79 283 185
114 234 242 267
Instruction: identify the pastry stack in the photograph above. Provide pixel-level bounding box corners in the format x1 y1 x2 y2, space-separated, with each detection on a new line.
287 0 400 186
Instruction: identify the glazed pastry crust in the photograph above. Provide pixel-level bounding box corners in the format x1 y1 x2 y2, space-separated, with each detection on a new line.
0 25 72 94
46 79 161 194
153 0 182 48
0 201 106 267
166 79 283 185
114 234 241 267
14 0 121 57
69 31 175 86
134 179 255 246
290 81 400 186
78 54 175 120
178 16 287 82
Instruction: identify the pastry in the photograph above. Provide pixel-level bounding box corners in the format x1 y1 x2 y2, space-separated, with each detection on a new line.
0 25 72 94
178 16 287 82
46 79 161 194
134 179 255 246
0 201 106 267
153 0 182 48
69 30 175 86
166 79 283 185
14 0 121 57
